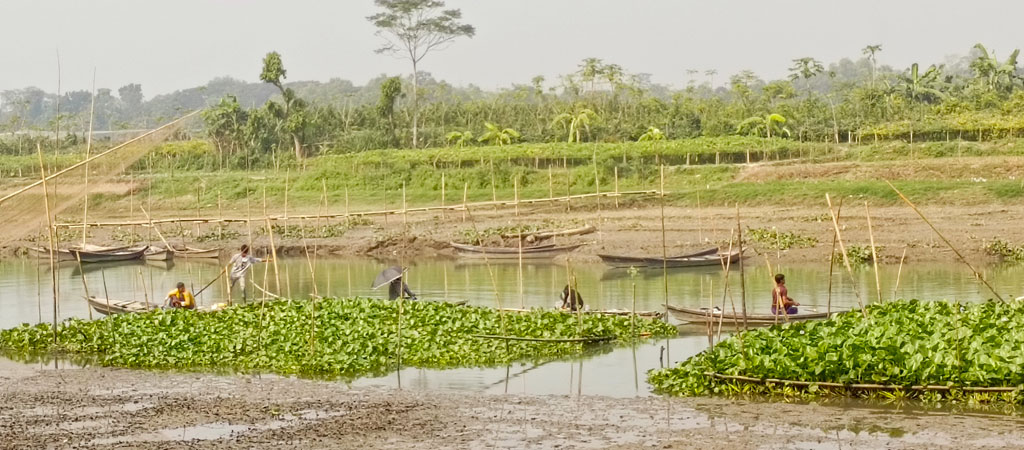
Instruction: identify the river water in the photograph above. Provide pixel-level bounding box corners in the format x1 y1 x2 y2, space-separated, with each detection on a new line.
2 256 1022 396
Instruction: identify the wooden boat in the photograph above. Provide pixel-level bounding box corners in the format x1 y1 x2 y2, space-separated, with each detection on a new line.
88 296 160 315
70 246 148 263
646 248 745 268
450 242 583 259
174 247 222 259
71 244 131 253
665 304 832 325
28 247 76 261
498 307 663 320
142 246 174 261
598 247 719 268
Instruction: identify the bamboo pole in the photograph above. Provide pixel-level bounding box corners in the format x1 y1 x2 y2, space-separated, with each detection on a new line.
593 150 601 219
461 182 468 222
440 172 446 220
718 228 736 341
513 176 519 217
893 246 908 301
564 157 570 212
0 112 199 207
518 228 524 308
736 204 748 330
865 201 882 304
263 188 282 295
490 158 497 213
885 181 1004 302
826 198 844 315
826 194 867 317
697 192 703 243
37 143 59 342
81 70 96 248
613 166 619 208
548 165 553 199
345 186 350 217
100 269 111 323
402 181 408 225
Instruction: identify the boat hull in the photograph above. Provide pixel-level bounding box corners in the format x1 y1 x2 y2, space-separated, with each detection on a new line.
450 242 582 259
665 304 832 325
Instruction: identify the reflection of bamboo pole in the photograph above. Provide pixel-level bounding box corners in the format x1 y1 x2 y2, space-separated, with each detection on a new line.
893 246 908 301
885 181 1004 302
865 201 882 304
138 268 151 310
826 198 844 315
75 253 93 320
826 194 867 317
37 143 59 342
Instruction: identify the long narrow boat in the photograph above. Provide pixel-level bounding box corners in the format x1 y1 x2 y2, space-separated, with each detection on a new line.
174 247 222 259
142 246 174 261
665 304 832 325
598 247 719 268
450 242 583 259
70 246 148 263
641 248 745 268
88 296 159 315
497 307 663 319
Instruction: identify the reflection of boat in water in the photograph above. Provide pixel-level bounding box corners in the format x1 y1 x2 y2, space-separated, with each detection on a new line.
496 307 663 320
599 248 744 269
665 304 833 325
450 242 584 260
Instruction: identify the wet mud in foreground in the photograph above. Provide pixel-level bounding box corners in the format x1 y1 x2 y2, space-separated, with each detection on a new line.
4 366 1024 449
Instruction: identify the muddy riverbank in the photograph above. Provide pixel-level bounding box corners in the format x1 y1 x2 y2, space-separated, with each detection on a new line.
3 364 1024 449
5 203 1023 265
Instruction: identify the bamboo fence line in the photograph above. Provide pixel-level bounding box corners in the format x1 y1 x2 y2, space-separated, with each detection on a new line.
703 372 1020 393
55 189 661 229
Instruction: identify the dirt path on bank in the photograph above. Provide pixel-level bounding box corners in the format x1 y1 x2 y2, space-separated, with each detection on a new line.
2 365 1024 449
9 201 1022 267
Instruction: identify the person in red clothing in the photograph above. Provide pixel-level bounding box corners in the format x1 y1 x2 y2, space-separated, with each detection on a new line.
771 273 799 315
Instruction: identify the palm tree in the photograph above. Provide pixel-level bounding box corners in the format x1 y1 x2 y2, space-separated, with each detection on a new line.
637 126 665 142
862 44 883 87
445 130 474 148
477 122 520 146
552 108 598 143
736 113 790 139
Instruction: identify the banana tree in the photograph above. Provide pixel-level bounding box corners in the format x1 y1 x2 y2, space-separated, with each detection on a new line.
477 122 520 146
552 108 598 143
901 63 947 103
445 130 474 148
971 43 1021 92
637 126 665 142
736 113 791 138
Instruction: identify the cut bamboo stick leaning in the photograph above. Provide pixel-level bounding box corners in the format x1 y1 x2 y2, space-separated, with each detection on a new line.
37 143 59 342
826 194 867 318
826 198 844 315
885 180 1004 302
865 201 882 304
893 247 908 301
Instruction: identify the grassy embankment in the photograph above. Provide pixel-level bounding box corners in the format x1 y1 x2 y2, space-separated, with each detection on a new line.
4 136 1024 217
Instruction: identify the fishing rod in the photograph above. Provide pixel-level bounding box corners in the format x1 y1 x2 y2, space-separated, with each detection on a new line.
194 266 227 297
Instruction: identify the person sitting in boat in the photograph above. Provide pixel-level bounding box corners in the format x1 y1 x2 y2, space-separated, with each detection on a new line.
560 284 584 311
165 282 196 310
228 244 268 302
771 273 799 315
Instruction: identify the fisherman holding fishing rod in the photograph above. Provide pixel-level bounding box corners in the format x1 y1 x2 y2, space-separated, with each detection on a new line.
228 244 269 302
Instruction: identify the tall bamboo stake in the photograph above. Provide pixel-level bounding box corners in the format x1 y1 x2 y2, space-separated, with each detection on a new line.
402 181 408 225
138 268 151 311
893 246 908 301
548 165 553 199
865 201 882 304
81 70 96 248
826 198 844 315
736 204 748 330
461 182 468 222
659 164 670 363
513 176 519 217
263 188 282 295
697 192 703 243
37 143 59 342
592 150 601 219
564 157 570 212
826 194 867 317
613 166 620 208
217 191 224 240
885 180 1004 302
518 227 524 308
440 172 446 220
490 159 497 213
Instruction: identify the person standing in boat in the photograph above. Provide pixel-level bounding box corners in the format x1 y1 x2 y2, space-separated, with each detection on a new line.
165 282 196 310
771 273 799 315
560 283 584 311
228 244 267 302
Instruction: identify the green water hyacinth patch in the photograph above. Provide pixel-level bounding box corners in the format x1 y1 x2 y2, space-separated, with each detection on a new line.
0 298 676 379
648 300 1024 404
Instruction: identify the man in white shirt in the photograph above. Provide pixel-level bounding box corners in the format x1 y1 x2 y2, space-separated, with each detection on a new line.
228 244 266 302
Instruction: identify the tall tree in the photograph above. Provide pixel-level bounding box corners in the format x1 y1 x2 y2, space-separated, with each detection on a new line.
368 0 475 148
788 57 824 91
862 44 883 87
117 84 143 112
377 76 403 146
259 51 306 159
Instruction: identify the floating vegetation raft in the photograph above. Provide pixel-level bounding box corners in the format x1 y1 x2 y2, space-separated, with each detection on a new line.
0 298 676 379
745 227 818 250
985 239 1024 262
649 300 1024 404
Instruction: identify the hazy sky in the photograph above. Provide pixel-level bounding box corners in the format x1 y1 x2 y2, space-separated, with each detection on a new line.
2 0 1022 96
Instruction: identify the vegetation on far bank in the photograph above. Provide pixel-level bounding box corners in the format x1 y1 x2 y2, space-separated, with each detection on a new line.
0 297 676 379
648 300 1024 405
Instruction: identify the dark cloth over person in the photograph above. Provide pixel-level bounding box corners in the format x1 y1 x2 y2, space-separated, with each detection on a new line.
560 285 584 311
